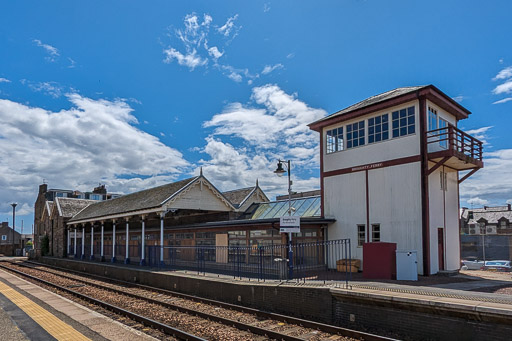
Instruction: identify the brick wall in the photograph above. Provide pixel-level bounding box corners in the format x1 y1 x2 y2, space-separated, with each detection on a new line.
333 296 512 341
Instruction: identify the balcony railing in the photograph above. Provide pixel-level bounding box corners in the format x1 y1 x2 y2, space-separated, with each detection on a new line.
426 125 483 163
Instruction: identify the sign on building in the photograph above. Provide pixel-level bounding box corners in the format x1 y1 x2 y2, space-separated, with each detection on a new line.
280 216 300 233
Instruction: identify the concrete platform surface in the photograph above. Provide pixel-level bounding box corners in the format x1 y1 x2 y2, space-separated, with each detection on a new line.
0 268 157 341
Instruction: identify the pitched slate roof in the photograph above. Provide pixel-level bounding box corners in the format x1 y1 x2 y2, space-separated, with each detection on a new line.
315 86 427 125
69 177 198 222
462 206 512 223
55 198 97 218
222 187 255 208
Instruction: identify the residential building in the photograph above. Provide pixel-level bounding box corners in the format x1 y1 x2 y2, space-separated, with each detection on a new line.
308 85 483 275
460 205 512 261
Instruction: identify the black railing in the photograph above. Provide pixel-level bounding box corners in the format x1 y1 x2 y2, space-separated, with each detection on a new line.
426 125 483 162
69 239 352 285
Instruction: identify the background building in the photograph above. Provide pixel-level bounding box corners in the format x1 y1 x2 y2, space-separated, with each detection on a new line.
460 205 512 261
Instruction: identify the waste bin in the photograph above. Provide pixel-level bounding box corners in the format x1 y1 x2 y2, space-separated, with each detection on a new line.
396 250 418 281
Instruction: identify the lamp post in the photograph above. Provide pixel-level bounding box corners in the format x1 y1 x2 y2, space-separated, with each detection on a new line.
11 203 17 256
274 160 294 279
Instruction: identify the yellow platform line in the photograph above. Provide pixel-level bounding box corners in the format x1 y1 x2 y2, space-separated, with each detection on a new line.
0 280 91 341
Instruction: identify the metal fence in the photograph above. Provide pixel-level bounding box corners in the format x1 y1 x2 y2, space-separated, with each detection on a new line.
68 239 352 285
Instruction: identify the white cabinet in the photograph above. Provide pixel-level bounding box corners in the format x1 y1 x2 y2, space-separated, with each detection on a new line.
396 250 418 281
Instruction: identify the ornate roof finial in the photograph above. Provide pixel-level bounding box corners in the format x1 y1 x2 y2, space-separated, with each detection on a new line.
200 167 203 177
256 178 259 187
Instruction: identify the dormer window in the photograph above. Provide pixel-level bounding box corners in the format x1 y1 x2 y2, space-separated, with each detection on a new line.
499 219 508 230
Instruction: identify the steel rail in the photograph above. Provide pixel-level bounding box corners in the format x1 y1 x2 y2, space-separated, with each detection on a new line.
24 260 396 341
0 263 205 341
6 261 314 341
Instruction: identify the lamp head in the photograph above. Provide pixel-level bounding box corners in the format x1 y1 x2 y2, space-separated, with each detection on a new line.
11 203 17 208
274 161 286 176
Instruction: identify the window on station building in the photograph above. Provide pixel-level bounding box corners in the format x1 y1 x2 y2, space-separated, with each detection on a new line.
346 120 365 148
1 235 6 241
357 225 365 247
440 171 447 191
392 106 415 138
371 224 380 242
368 114 389 144
439 118 448 148
428 106 438 131
326 127 344 153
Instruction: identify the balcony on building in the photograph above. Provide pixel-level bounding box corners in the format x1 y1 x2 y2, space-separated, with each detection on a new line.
426 125 483 171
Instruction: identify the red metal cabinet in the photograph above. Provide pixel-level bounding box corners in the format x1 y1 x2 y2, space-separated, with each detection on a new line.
363 242 397 279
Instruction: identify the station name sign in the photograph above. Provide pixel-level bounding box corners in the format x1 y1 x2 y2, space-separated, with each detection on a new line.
280 216 300 233
351 162 383 172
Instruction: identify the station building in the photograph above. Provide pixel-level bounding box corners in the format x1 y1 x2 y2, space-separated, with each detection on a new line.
309 85 483 275
35 172 330 266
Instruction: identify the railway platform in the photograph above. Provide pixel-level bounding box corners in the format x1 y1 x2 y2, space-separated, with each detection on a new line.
0 266 156 341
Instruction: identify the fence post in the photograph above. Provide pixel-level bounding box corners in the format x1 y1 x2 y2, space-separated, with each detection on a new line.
258 246 263 281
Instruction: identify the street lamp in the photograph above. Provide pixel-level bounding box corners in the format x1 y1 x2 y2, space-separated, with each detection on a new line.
11 203 17 256
274 160 294 279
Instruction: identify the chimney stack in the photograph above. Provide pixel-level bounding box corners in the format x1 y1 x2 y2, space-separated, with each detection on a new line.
484 206 489 210
508 204 511 211
39 183 48 194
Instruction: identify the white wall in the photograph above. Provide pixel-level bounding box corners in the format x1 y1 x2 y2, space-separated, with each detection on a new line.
428 166 460 274
323 100 420 172
324 162 423 273
324 172 366 262
368 162 423 274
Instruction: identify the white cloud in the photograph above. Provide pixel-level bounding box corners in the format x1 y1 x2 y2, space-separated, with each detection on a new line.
227 72 243 82
467 197 489 206
163 48 207 70
452 95 464 103
286 53 295 59
207 46 223 60
263 3 271 13
261 63 284 75
33 39 60 62
217 14 240 38
204 84 325 153
493 97 512 104
162 13 282 83
493 80 512 95
492 66 512 98
493 66 512 81
0 78 11 83
0 94 189 218
67 58 76 68
461 149 512 207
22 80 64 98
198 84 326 197
195 137 320 199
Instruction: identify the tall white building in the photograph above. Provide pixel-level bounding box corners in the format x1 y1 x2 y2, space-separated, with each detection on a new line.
309 85 483 275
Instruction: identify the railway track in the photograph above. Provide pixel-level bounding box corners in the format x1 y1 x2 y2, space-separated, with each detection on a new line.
0 260 397 341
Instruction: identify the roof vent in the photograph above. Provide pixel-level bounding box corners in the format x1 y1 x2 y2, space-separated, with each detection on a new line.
484 206 489 210
508 204 511 211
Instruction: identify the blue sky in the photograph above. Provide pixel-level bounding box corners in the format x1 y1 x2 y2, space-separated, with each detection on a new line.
0 1 511 231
